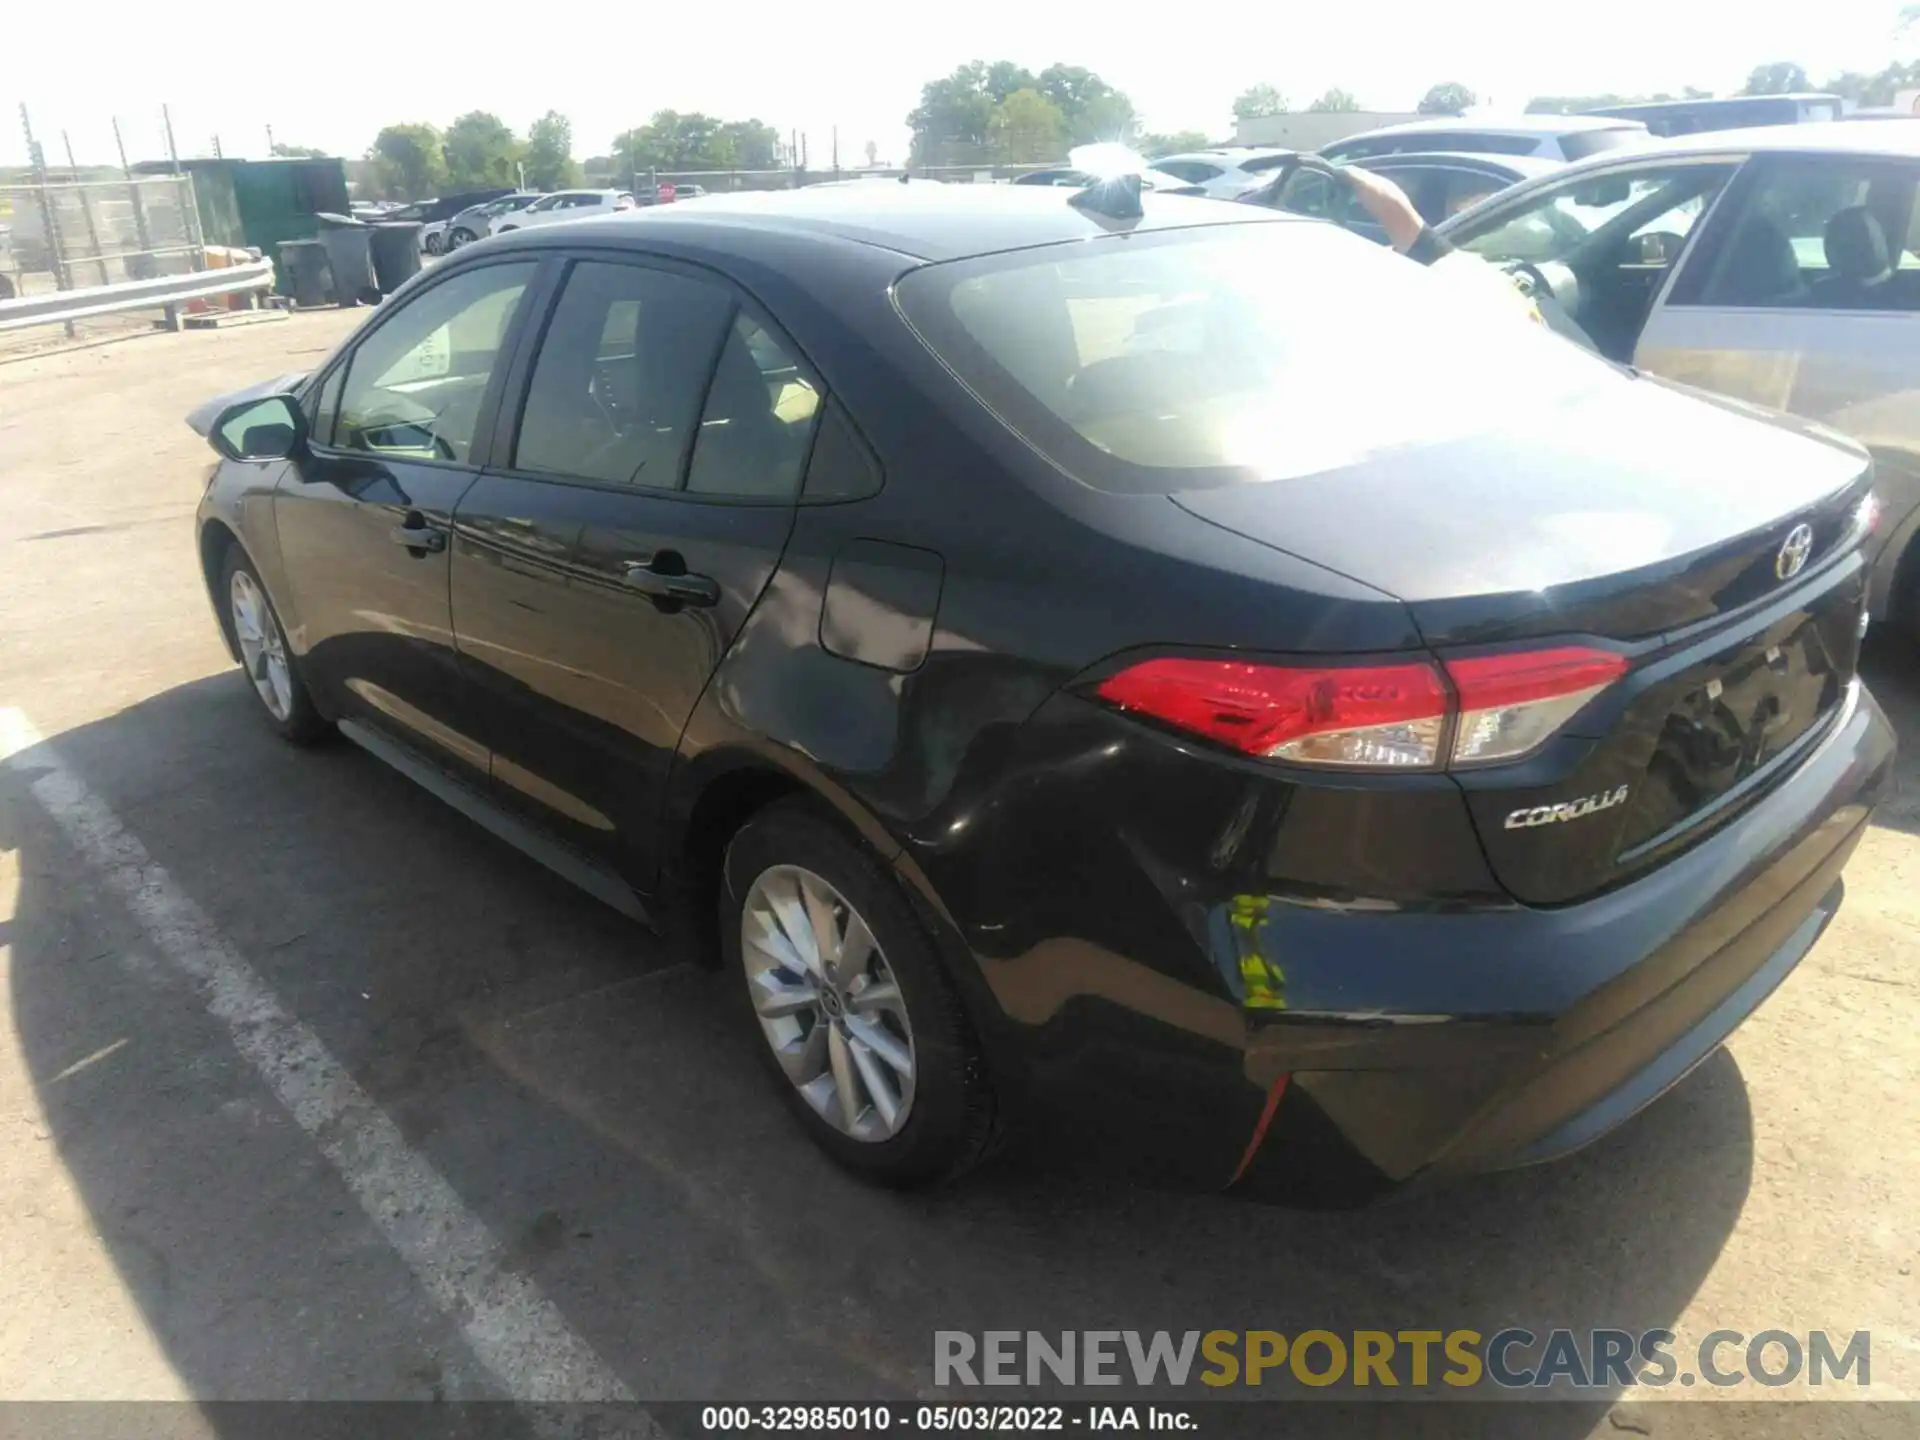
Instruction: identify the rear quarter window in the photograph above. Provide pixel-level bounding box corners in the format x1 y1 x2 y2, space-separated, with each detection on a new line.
1561 128 1648 161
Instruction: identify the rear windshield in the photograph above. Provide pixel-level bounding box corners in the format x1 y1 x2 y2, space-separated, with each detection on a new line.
895 222 1614 495
1560 127 1648 160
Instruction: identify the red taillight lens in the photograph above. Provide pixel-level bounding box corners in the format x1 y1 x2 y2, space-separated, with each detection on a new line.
1094 658 1450 769
1093 645 1628 771
1446 646 1627 766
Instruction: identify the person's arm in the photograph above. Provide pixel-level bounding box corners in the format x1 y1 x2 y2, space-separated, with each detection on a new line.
1338 165 1453 263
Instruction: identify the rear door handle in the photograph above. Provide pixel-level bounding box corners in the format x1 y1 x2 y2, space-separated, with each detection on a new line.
391 520 447 553
622 555 719 607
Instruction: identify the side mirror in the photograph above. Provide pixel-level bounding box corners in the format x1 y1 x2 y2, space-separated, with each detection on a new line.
210 394 306 463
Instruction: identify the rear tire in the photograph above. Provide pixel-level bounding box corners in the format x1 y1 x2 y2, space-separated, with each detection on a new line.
447 226 476 249
422 231 444 256
721 801 995 1187
220 548 329 745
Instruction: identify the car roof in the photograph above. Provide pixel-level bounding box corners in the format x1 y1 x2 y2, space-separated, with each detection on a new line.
1152 148 1292 168
1339 114 1646 140
1435 119 1920 234
1633 117 1920 158
1492 117 1920 185
482 181 1294 264
1350 151 1564 177
1594 92 1840 115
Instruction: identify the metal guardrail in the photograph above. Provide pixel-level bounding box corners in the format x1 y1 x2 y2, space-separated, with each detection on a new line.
0 256 275 332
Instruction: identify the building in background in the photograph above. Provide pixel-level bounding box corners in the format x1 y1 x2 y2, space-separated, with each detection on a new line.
1231 111 1423 149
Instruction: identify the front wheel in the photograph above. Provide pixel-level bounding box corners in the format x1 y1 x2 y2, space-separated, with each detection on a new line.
722 802 996 1187
446 226 476 249
222 548 329 744
421 231 444 256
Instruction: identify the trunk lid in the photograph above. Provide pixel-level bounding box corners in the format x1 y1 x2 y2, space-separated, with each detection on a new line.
1173 377 1874 904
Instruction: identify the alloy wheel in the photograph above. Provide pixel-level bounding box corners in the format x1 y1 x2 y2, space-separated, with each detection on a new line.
741 864 916 1141
229 569 294 721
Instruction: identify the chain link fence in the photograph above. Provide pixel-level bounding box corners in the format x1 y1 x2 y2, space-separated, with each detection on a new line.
0 174 202 302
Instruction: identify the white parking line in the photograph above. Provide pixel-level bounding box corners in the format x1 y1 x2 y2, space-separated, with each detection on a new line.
0 707 639 1408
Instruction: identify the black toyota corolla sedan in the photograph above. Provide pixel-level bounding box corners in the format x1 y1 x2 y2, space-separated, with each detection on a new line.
191 181 1894 1205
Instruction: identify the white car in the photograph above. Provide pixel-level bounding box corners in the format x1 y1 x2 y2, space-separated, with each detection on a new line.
1321 114 1650 164
1144 147 1298 198
491 189 637 232
447 192 543 248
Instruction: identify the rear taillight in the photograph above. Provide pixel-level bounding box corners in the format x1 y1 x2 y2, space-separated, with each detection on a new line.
1446 646 1627 766
1093 645 1627 772
1095 658 1449 769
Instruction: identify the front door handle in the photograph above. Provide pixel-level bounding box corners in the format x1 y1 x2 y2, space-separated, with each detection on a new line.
391 519 447 553
622 554 719 607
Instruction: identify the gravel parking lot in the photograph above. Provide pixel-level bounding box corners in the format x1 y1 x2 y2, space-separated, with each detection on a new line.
1 316 1916 1433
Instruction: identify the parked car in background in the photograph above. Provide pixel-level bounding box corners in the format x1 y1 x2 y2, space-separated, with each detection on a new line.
1439 120 1920 627
1013 167 1092 186
446 193 543 249
190 182 1892 1203
1145 147 1297 198
1007 166 1207 196
1322 114 1650 164
386 189 517 254
1245 152 1562 242
492 189 637 231
1585 94 1843 139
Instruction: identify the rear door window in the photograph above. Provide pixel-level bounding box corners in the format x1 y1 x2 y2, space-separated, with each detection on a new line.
1682 157 1920 311
512 259 734 488
685 313 824 499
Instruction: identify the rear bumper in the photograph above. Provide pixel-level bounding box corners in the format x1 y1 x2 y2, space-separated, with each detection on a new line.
955 681 1893 1205
1232 680 1892 1203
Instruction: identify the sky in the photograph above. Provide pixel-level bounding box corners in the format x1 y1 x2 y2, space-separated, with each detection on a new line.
5 1 1915 172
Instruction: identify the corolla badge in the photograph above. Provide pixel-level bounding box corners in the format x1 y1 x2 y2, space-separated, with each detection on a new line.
1775 523 1815 581
1504 785 1630 830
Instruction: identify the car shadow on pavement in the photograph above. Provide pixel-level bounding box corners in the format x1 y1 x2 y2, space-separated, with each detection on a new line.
1 668 1776 1433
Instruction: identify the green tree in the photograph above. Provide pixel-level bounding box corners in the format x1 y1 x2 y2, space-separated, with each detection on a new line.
1742 62 1811 95
443 111 522 189
908 61 1025 164
864 139 879 167
368 123 447 200
1418 82 1477 115
990 88 1067 162
611 112 748 172
270 142 329 159
718 119 781 169
1824 60 1920 106
523 111 579 190
1076 92 1139 144
1139 129 1213 158
1038 63 1138 142
1233 84 1289 120
1308 88 1360 112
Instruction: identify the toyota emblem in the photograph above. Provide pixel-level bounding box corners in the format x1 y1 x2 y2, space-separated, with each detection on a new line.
1775 523 1815 581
